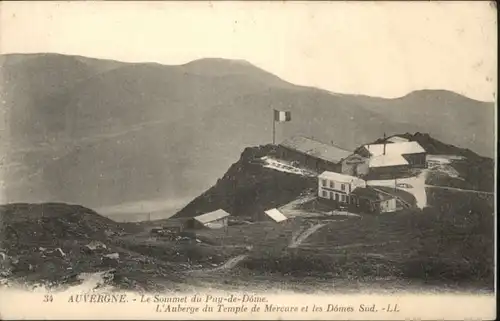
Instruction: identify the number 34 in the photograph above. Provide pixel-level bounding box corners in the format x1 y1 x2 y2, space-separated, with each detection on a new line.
43 294 54 303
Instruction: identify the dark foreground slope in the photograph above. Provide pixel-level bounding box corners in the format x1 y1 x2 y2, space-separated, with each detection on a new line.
0 203 125 243
0 196 494 293
0 203 191 291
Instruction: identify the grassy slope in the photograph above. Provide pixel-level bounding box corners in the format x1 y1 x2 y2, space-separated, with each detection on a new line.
232 199 493 290
427 159 495 192
406 133 494 192
173 189 493 292
0 189 494 292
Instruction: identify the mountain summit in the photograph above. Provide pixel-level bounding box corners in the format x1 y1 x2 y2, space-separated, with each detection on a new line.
0 53 495 212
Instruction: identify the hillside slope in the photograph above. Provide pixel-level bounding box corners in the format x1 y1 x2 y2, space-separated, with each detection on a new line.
174 144 316 219
0 53 495 211
0 203 189 291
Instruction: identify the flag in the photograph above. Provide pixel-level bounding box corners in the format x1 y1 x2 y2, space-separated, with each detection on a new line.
274 109 291 122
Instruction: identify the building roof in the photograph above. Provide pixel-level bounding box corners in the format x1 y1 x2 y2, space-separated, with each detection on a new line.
387 136 409 143
343 153 368 162
264 208 288 222
351 187 394 201
426 155 458 164
351 187 380 201
280 136 352 164
372 186 416 205
318 171 365 184
363 141 425 157
194 209 230 224
369 154 409 168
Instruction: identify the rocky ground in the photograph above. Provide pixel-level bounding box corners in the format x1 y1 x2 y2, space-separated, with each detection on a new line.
0 195 494 294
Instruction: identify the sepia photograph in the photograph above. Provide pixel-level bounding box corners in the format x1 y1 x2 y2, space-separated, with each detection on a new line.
0 1 497 319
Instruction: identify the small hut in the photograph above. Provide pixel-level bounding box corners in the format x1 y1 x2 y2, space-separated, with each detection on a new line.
184 209 230 230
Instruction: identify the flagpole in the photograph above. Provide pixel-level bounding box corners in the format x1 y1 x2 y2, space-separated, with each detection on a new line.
272 110 276 144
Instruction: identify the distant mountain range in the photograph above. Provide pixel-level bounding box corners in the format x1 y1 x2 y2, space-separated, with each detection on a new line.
0 53 495 211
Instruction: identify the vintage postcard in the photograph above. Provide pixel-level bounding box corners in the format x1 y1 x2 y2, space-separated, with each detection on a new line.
0 1 497 320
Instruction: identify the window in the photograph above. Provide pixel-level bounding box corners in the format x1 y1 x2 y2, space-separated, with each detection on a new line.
322 179 327 187
341 194 346 202
334 193 338 201
330 181 335 189
322 190 328 198
330 192 334 199
341 184 346 191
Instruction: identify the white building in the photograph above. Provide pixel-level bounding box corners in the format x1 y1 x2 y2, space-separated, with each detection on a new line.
359 141 427 173
185 209 230 229
318 171 366 204
379 197 399 213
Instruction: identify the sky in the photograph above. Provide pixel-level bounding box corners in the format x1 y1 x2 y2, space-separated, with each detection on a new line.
0 1 497 102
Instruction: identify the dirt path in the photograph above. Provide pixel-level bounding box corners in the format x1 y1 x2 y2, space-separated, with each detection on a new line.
277 192 318 218
367 168 494 209
214 254 248 271
330 240 401 250
188 254 249 274
289 223 326 248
